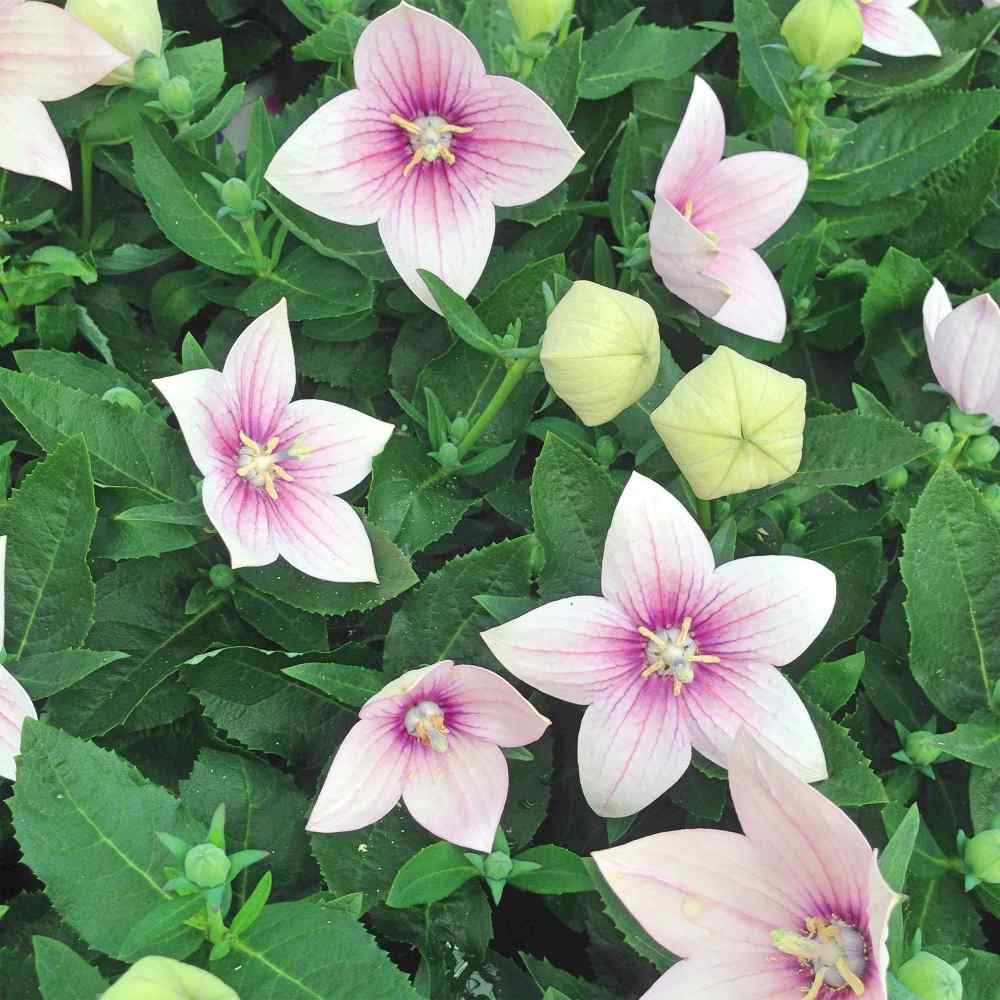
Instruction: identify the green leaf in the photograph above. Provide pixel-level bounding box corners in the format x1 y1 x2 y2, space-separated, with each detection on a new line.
800 652 865 715
734 0 796 117
383 536 535 677
838 49 976 109
368 436 476 556
239 521 416 617
281 662 383 709
901 464 1000 720
167 40 226 110
233 585 329 652
521 953 617 1000
33 936 109 1000
531 435 619 601
0 370 195 502
860 638 932 734
215 901 421 999
132 120 251 275
386 842 479 908
609 115 643 243
508 846 593 895
526 28 584 123
245 100 277 197
119 895 205 962
180 83 247 143
0 436 95 658
10 721 201 960
580 10 722 100
236 245 374 321
11 649 128 700
880 804 921 967
476 254 566 345
420 271 502 357
179 749 313 904
927 717 1000 768
810 90 1000 206
931 947 1000 1000
292 12 367 61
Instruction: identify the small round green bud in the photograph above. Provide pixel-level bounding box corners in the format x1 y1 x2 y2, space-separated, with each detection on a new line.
905 730 942 768
450 415 470 442
133 54 169 93
501 332 516 348
981 484 1000 514
787 516 808 543
438 442 460 469
184 843 231 889
595 436 618 465
898 952 963 1000
922 421 954 454
483 851 513 881
966 435 1000 466
208 564 235 590
880 466 909 491
101 386 143 412
949 404 994 437
159 76 194 119
221 178 254 217
965 829 1000 884
780 0 864 72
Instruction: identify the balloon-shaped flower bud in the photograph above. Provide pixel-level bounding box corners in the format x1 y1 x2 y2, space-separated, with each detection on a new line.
781 0 864 71
540 281 661 427
221 178 254 218
651 346 806 500
483 851 514 881
898 952 964 1000
949 404 994 437
102 957 238 1000
966 434 1000 465
184 843 231 889
208 565 236 590
905 730 942 768
507 0 573 43
101 387 143 412
133 55 170 93
922 421 954 454
66 0 163 86
965 829 1000 884
159 77 194 120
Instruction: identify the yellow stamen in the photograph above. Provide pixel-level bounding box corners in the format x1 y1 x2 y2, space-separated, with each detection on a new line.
690 654 722 663
390 111 473 175
239 430 258 450
264 479 279 502
272 465 294 482
802 970 825 1000
389 113 423 135
403 147 425 177
439 123 474 135
835 959 865 997
439 146 456 166
672 677 683 697
676 616 692 645
638 625 666 649
683 199 694 221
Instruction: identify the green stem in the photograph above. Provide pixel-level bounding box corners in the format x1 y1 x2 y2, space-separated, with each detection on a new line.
241 218 269 274
916 0 929 15
518 56 536 82
793 117 810 162
456 358 532 460
80 143 95 244
696 498 713 533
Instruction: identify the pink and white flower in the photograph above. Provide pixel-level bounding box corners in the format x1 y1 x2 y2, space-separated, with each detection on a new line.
592 730 898 1000
264 1 583 313
482 473 834 818
308 660 549 852
649 76 808 343
0 536 37 782
855 0 941 59
923 280 1000 424
0 0 127 188
153 299 394 584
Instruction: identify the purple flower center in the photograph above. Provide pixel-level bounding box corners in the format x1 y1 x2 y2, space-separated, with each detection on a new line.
389 112 474 176
638 618 720 695
772 916 868 1000
404 700 449 753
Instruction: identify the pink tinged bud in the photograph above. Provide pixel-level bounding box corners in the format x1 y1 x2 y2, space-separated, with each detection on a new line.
481 473 834 818
307 661 549 853
649 77 808 344
591 732 899 1000
264 2 582 313
0 0 129 188
153 299 394 584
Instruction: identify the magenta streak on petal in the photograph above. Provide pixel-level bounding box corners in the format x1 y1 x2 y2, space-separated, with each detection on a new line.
693 580 799 653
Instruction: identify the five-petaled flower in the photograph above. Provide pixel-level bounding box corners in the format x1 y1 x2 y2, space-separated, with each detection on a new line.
308 660 549 852
265 1 583 313
0 536 37 782
0 0 128 188
592 730 898 1000
153 299 394 584
923 280 1000 425
855 0 941 59
649 76 808 344
482 473 834 818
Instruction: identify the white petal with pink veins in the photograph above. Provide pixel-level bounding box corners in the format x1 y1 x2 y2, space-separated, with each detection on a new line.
202 474 279 571
860 0 941 58
640 953 805 1000
0 666 35 781
0 96 71 189
703 246 788 343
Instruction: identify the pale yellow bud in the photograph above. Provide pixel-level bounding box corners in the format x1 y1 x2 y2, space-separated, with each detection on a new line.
102 957 239 1000
540 281 661 428
781 0 864 72
507 0 574 43
650 346 806 500
65 0 163 85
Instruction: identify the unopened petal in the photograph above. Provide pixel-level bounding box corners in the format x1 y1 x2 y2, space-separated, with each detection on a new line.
578 675 691 817
922 277 952 345
481 596 642 706
0 665 36 781
601 473 715 628
860 0 941 58
703 246 788 343
402 732 507 852
307 719 407 833
655 76 725 206
0 96 70 189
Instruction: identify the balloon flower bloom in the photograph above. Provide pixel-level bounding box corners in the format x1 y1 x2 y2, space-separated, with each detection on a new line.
265 1 582 312
102 956 238 1000
0 0 127 187
854 0 941 59
308 660 549 852
923 280 1000 425
0 536 36 781
482 473 835 818
153 300 393 583
650 76 807 343
593 730 898 1000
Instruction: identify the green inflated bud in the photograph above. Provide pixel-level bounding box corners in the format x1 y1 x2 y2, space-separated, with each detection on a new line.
506 0 573 44
158 76 194 119
221 178 254 218
102 386 143 412
483 851 514 881
905 730 942 768
781 0 864 72
964 829 1000 884
966 434 1000 465
898 952 964 1000
922 421 954 454
184 843 231 889
208 564 236 590
880 466 909 491
450 415 471 442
